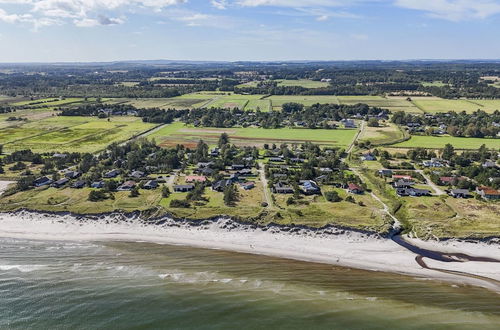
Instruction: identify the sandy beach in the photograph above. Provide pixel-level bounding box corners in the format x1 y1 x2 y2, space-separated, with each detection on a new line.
0 210 499 293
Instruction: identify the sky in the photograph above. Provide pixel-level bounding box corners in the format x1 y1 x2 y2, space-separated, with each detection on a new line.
1 0 500 62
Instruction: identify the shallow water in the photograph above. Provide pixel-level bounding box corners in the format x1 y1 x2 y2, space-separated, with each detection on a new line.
0 238 499 329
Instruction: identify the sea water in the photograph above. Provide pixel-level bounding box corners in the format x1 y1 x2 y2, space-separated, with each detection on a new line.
0 237 499 329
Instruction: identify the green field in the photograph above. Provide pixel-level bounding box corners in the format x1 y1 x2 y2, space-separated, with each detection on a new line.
149 122 358 148
391 135 499 150
275 79 330 88
11 97 90 107
410 97 500 114
205 94 267 111
2 116 156 153
340 96 421 113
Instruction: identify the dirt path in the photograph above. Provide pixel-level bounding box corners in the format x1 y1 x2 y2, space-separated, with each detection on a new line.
258 162 273 208
346 120 364 155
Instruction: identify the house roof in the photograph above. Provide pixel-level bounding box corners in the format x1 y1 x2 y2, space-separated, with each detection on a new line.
348 183 363 191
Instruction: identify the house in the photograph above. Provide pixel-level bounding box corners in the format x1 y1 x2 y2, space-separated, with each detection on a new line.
340 119 356 128
174 184 195 192
210 147 220 157
315 175 328 183
347 183 364 194
300 180 321 195
91 181 104 189
185 175 207 183
378 169 393 177
240 181 255 190
319 167 334 173
143 180 158 190
33 176 53 187
65 171 81 179
273 173 288 179
482 161 497 168
118 181 136 191
393 180 414 188
273 182 294 194
196 167 215 176
360 153 376 161
422 160 443 167
290 158 305 163
450 189 470 198
130 170 145 179
53 178 69 188
392 175 412 181
397 188 431 197
236 168 254 176
476 186 500 200
438 176 464 186
197 162 213 168
52 153 67 159
231 164 246 171
212 180 232 192
72 180 86 189
104 169 120 178
268 157 284 163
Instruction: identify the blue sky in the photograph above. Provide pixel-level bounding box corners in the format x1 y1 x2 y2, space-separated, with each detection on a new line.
1 0 500 62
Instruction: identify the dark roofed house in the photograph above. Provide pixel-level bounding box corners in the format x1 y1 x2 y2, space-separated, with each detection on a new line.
118 181 136 191
393 180 414 188
360 153 376 161
450 189 470 198
33 176 53 187
347 183 364 194
65 171 81 179
300 180 320 195
212 180 232 192
53 178 69 188
397 188 430 197
72 180 86 189
236 168 254 176
378 169 393 177
130 170 145 179
143 180 158 190
482 161 497 168
91 181 104 189
104 169 120 178
174 184 195 192
231 164 246 171
269 157 284 163
210 148 220 157
273 182 294 194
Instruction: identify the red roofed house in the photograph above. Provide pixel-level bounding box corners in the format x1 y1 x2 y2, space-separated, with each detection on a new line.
347 183 364 194
476 186 500 200
185 176 207 183
392 175 412 181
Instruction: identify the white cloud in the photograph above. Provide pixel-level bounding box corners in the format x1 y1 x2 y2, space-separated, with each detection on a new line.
211 0 228 10
0 0 187 28
395 0 500 21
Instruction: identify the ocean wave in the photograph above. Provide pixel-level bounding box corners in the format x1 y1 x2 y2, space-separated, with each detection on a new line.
0 264 46 272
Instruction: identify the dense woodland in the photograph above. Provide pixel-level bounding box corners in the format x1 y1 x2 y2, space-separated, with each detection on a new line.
2 61 500 99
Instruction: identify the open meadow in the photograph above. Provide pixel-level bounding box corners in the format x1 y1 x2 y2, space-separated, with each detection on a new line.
1 116 156 154
409 97 500 114
275 79 330 88
391 135 499 150
149 122 357 148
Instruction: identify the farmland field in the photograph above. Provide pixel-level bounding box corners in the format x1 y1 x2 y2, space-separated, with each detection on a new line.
339 96 421 113
267 95 340 110
390 135 499 150
409 97 500 114
359 123 406 145
10 97 91 107
275 79 330 88
1 116 156 153
149 122 358 148
205 93 266 110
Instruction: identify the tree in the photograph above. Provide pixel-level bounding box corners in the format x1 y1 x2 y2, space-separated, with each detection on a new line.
0 144 3 155
442 143 455 160
129 187 140 198
161 185 170 198
218 133 230 148
223 184 239 206
88 190 108 202
325 191 342 202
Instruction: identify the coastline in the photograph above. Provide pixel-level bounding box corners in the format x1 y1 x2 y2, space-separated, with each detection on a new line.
1 210 499 293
